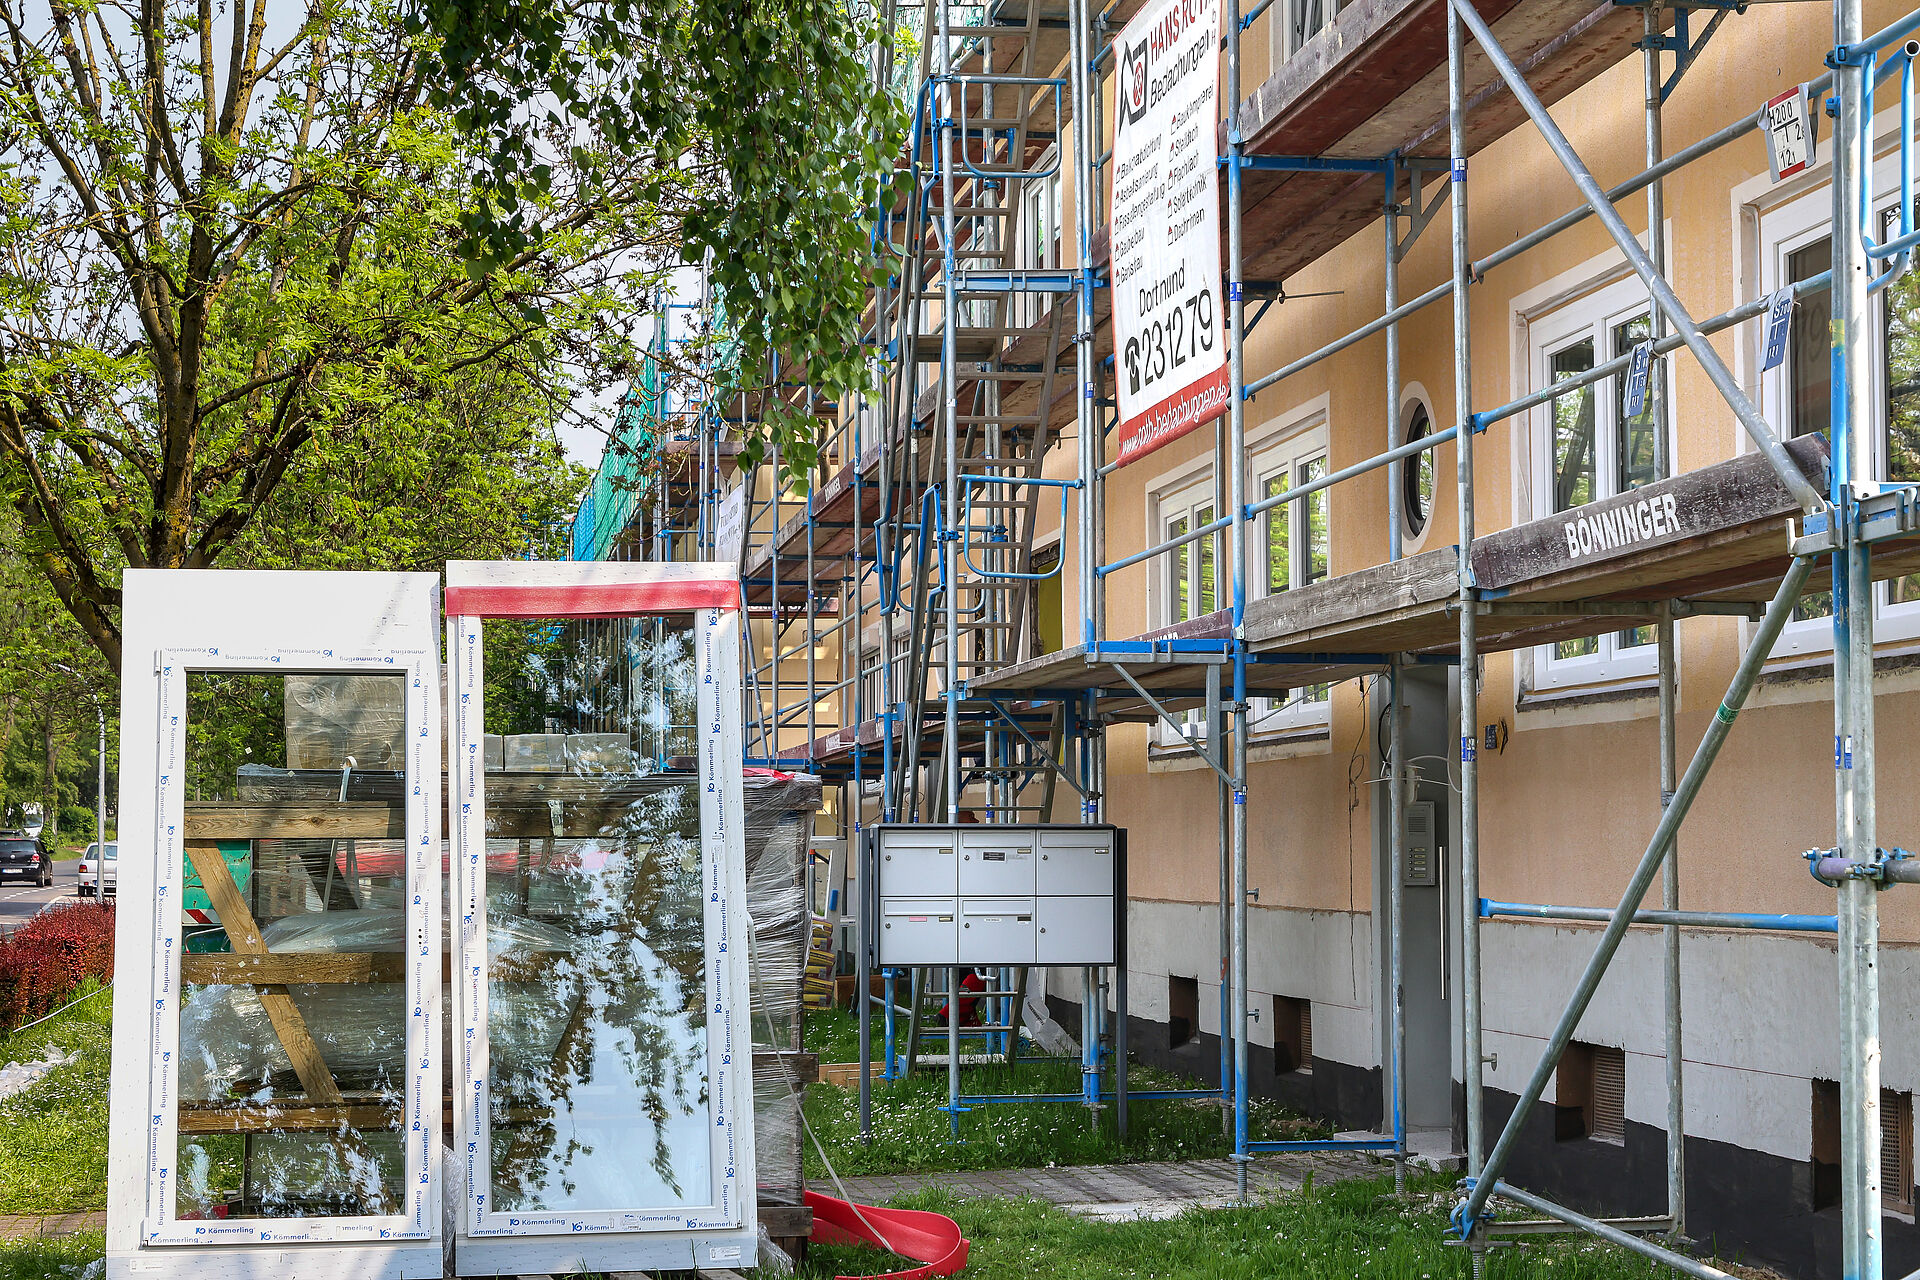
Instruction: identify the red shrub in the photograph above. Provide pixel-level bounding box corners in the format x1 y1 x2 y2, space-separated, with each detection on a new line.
0 902 115 1033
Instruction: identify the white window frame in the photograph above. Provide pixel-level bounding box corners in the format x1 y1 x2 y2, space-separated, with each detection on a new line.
1147 467 1222 749
108 570 445 1280
1756 151 1920 658
1526 274 1674 690
1251 421 1333 732
1014 148 1061 328
1276 0 1339 61
446 561 757 1276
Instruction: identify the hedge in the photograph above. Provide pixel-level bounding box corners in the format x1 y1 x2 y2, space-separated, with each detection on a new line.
0 903 115 1034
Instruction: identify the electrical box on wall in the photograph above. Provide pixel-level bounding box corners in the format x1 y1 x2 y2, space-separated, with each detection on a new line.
863 824 1124 967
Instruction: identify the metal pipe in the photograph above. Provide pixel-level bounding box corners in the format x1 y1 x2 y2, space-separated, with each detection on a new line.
1490 1183 1736 1280
1384 154 1409 1195
1447 0 1825 515
1458 556 1816 1231
1073 0 1099 651
1833 0 1883 1261
1389 664 1409 1193
1446 0 1487 1221
1478 900 1839 932
1213 661 1232 1137
936 0 962 1138
1227 0 1253 1204
1644 6 1686 1235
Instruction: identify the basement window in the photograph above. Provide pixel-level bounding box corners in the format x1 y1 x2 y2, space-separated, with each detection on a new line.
1274 995 1313 1074
1888 1090 1915 1217
1811 1081 1913 1215
1556 1042 1625 1144
1169 975 1199 1048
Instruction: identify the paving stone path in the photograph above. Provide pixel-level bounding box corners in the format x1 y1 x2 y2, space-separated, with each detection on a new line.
828 1150 1379 1220
0 1209 104 1240
0 1153 1381 1241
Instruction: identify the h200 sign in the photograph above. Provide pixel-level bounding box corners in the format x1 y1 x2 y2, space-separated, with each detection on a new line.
1109 0 1229 469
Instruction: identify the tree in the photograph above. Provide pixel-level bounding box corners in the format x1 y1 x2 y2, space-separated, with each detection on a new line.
414 0 908 480
0 0 668 667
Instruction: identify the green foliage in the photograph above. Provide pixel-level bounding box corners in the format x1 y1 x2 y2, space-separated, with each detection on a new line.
0 978 113 1216
0 1233 105 1280
414 0 909 485
795 1181 1682 1280
0 0 622 666
799 1007 1325 1177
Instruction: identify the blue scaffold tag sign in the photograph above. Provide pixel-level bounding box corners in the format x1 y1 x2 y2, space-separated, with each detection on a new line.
1762 287 1795 373
1624 341 1652 418
1460 734 1477 762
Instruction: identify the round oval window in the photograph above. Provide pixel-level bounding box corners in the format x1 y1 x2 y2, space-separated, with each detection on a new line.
1403 404 1435 537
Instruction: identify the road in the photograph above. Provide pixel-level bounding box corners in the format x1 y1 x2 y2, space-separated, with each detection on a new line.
0 859 89 936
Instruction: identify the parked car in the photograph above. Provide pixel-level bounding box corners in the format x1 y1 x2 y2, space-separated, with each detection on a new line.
78 843 117 897
0 836 53 887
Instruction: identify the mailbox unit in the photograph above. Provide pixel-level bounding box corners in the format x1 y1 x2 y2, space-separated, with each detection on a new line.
863 823 1124 968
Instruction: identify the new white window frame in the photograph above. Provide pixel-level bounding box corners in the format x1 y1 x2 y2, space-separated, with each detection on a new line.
1252 420 1333 731
1527 273 1674 690
1014 148 1062 328
445 561 757 1277
1756 149 1920 657
107 570 445 1280
1146 468 1222 749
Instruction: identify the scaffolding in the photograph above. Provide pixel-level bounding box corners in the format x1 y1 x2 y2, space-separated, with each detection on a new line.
567 0 1920 1271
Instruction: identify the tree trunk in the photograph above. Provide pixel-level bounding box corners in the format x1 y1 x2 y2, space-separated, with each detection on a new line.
42 707 58 840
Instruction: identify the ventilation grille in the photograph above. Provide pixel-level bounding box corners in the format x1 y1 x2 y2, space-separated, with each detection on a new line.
1299 1001 1314 1067
1591 1046 1626 1144
1885 1090 1914 1215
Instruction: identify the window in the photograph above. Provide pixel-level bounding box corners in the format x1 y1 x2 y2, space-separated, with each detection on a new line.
1812 1080 1913 1215
1015 150 1061 327
1149 472 1221 749
1255 425 1333 728
1556 1041 1626 1144
1274 995 1313 1074
1402 402 1435 539
1169 975 1199 1048
1287 0 1336 57
1529 275 1670 689
1760 161 1920 655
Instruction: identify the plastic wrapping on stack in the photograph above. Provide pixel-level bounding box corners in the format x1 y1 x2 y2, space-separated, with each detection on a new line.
741 771 821 1216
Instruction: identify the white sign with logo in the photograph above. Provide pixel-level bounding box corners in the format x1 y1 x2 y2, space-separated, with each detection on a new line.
1109 0 1228 468
712 485 747 565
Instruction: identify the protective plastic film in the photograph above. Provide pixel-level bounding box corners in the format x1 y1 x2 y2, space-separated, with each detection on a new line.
452 607 749 1238
146 654 437 1247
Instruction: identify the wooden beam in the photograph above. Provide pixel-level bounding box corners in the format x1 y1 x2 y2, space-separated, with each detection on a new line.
183 840 343 1105
181 952 406 986
176 1104 400 1135
184 802 403 840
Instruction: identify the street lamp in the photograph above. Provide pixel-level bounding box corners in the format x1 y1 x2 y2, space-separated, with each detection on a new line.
52 664 107 907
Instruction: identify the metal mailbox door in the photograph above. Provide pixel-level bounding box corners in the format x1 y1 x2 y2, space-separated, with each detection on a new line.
1036 828 1115 897
880 898 959 965
1034 896 1116 966
958 830 1036 896
958 898 1037 965
879 829 958 896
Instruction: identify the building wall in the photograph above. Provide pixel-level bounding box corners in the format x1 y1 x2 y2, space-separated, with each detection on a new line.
1029 0 1920 1274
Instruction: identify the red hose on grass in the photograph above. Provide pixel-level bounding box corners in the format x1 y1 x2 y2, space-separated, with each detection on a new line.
803 1189 969 1280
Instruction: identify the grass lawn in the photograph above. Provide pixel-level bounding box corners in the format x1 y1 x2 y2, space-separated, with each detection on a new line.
0 980 112 1217
796 1176 1694 1280
0 1232 102 1280
800 1006 1324 1179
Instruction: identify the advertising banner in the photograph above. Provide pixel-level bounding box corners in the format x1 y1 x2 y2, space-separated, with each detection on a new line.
1109 0 1229 468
